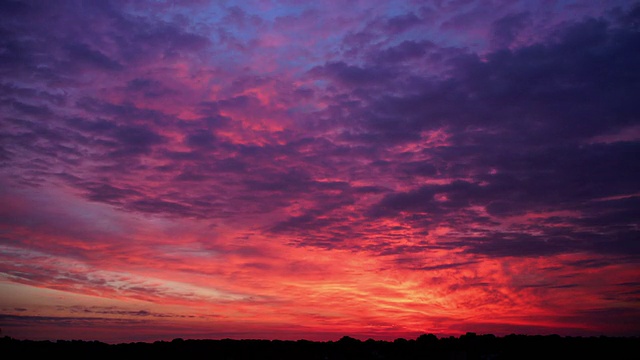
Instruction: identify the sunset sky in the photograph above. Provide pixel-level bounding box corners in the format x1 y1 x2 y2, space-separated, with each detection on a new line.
1 0 639 343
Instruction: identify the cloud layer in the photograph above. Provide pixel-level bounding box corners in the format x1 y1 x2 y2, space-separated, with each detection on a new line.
1 0 638 342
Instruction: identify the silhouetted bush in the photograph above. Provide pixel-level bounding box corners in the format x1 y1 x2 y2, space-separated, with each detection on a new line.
2 334 638 359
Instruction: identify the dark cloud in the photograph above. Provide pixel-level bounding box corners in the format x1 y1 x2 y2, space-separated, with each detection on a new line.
398 160 438 177
66 306 191 318
385 12 422 33
184 129 217 149
373 186 437 215
0 0 31 16
0 313 147 327
111 125 166 156
490 12 531 49
454 233 578 258
65 117 118 133
6 99 52 118
280 12 640 256
371 40 434 64
570 307 640 334
75 98 172 125
310 61 394 87
355 16 640 144
64 43 123 71
129 198 195 218
416 260 480 272
577 196 640 228
126 78 176 98
0 83 66 106
563 258 614 269
82 183 142 204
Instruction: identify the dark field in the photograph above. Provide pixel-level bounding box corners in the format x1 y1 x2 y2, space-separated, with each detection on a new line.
3 333 638 359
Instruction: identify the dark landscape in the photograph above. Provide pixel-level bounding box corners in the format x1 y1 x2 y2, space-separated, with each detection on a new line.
3 334 639 359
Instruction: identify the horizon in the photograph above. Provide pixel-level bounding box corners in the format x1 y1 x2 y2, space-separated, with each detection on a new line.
1 0 639 343
4 331 638 346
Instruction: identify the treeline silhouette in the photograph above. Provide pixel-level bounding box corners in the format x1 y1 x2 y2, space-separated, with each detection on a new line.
2 333 638 359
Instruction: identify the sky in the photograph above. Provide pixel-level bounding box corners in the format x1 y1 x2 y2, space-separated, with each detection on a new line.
0 0 639 343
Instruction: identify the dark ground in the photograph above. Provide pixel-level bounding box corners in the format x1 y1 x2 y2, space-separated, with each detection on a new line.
2 333 639 359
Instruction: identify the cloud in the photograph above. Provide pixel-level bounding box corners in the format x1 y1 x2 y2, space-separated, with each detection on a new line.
64 43 124 71
0 313 147 326
370 40 435 65
385 12 422 34
0 0 638 341
490 12 531 49
310 61 394 87
417 260 481 272
66 306 195 319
